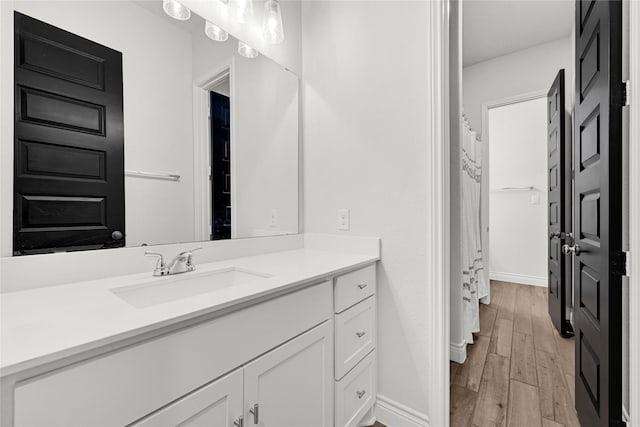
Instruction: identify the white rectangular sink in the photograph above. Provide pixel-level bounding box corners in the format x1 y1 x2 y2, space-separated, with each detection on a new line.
110 267 272 308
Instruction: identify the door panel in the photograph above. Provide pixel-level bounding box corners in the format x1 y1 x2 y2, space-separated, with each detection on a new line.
243 321 333 427
547 69 573 336
573 1 624 426
13 12 124 254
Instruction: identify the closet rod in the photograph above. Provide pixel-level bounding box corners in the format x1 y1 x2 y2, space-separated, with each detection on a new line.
125 170 181 181
490 186 536 192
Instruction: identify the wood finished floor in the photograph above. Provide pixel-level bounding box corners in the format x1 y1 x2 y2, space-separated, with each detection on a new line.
450 281 579 427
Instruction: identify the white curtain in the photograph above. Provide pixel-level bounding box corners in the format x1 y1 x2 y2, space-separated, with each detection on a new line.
461 117 489 345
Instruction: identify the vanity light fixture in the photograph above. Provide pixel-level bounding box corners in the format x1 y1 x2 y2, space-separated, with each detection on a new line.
205 21 229 42
238 41 258 58
262 0 284 44
236 0 253 23
163 0 191 20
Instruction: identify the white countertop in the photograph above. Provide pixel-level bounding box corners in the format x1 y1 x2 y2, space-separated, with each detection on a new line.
1 249 377 377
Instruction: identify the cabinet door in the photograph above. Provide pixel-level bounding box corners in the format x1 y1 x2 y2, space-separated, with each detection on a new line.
243 321 333 427
132 369 243 427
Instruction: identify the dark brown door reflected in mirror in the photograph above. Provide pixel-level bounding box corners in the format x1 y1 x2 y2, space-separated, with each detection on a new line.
13 12 125 255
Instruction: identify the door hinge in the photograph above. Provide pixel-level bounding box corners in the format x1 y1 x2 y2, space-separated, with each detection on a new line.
613 81 630 107
612 251 629 277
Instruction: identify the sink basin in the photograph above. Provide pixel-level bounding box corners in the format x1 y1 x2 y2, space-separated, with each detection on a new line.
110 267 272 308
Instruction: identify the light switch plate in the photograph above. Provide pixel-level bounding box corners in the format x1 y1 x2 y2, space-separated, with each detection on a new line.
337 209 350 231
269 209 278 228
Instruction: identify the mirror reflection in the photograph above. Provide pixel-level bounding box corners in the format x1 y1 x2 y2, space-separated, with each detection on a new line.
8 0 299 256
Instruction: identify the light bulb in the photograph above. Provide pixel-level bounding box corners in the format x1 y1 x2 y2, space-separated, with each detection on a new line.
262 0 284 44
163 0 191 20
205 21 229 42
236 0 253 23
238 41 258 58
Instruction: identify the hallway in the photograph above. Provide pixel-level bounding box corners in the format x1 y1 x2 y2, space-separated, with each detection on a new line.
450 281 579 426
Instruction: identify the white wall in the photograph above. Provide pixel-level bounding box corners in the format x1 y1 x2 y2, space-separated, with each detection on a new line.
302 0 431 419
463 37 573 138
234 56 299 238
488 98 548 286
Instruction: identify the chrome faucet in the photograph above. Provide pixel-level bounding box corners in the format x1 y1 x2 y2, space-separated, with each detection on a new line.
144 247 203 276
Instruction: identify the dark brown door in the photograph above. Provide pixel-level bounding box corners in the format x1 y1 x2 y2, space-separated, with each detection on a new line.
547 69 573 337
210 91 231 240
572 1 624 425
13 12 124 254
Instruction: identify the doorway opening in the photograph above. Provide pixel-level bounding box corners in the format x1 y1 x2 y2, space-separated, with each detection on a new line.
449 1 629 426
209 75 231 240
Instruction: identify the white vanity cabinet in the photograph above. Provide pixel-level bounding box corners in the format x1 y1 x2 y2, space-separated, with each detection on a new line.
133 321 333 427
6 262 378 427
332 264 377 427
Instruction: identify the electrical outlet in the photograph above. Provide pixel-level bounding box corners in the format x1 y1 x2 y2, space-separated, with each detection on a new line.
337 209 350 231
269 209 278 228
530 194 540 205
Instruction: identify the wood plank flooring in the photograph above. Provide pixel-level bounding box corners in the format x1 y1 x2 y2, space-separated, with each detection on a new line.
450 281 579 427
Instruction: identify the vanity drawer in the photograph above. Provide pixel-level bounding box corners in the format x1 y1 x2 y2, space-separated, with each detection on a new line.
335 350 376 427
334 264 375 313
13 281 331 427
335 296 376 380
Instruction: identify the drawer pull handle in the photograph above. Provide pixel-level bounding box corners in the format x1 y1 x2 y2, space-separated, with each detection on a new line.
234 416 244 427
357 283 368 289
356 390 366 399
356 331 366 338
249 403 259 424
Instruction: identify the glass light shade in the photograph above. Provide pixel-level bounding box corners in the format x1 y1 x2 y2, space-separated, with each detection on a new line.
163 0 191 20
262 0 284 44
219 0 229 4
205 21 229 42
238 41 258 58
236 0 253 23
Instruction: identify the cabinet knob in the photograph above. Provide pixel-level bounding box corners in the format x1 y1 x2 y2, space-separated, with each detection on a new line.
234 416 244 427
357 283 368 289
356 389 366 399
249 403 259 424
356 331 366 338
111 230 123 240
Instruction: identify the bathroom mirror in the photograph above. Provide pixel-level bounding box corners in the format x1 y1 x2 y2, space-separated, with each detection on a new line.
2 0 299 256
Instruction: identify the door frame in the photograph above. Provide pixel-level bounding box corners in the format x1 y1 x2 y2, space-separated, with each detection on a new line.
193 63 236 241
440 2 640 427
480 90 548 288
628 1 640 424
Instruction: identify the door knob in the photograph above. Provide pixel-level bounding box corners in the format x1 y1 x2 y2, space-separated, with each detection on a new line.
562 243 582 256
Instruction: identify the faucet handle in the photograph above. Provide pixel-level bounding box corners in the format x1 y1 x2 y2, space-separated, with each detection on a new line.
145 251 168 276
184 247 203 271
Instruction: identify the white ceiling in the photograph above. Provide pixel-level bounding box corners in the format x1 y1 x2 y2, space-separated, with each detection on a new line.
463 0 574 67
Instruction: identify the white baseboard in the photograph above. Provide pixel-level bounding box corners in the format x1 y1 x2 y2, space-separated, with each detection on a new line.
490 271 548 287
450 340 467 363
375 394 429 427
